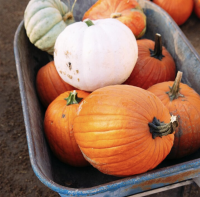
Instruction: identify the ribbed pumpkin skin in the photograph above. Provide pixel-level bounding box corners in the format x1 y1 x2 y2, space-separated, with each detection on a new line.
24 0 74 54
124 39 176 89
194 0 200 18
74 85 174 176
153 0 193 25
82 0 146 39
148 82 200 159
36 61 75 108
44 90 90 166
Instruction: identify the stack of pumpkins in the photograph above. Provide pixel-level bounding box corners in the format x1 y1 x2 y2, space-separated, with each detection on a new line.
24 0 200 177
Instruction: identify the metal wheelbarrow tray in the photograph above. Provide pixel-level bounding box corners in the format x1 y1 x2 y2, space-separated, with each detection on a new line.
14 0 200 196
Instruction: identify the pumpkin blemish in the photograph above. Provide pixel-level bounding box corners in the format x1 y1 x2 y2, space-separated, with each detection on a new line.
62 114 65 118
76 70 79 73
65 51 70 57
67 74 72 79
68 62 72 70
78 78 80 82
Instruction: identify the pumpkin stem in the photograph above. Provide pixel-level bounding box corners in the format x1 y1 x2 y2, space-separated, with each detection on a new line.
110 13 122 18
85 19 94 27
148 115 178 139
63 12 73 21
150 33 165 61
62 0 77 21
71 0 77 13
166 71 184 101
64 90 83 105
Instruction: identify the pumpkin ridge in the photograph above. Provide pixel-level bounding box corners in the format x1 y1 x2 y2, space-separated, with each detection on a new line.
189 102 200 151
152 135 164 168
155 60 164 84
75 128 147 142
67 105 78 164
156 135 165 164
181 102 197 156
136 26 146 39
118 88 160 117
122 140 157 173
106 0 116 13
161 61 168 82
76 130 148 148
117 11 145 38
148 136 159 170
76 103 150 122
77 90 154 118
128 55 151 78
81 136 151 163
25 6 49 28
47 62 61 96
36 67 49 105
33 19 63 45
160 134 170 160
139 60 160 89
41 67 54 105
90 139 153 171
148 93 163 126
115 0 139 13
76 114 148 133
78 138 151 157
27 7 62 39
79 131 150 149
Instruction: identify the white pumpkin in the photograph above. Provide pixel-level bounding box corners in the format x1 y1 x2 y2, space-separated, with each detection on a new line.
54 18 138 92
24 0 76 55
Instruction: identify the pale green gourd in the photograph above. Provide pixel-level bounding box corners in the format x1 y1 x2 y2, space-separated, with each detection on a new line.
24 0 76 55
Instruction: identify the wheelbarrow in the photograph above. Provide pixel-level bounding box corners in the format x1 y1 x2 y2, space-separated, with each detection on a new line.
14 0 200 196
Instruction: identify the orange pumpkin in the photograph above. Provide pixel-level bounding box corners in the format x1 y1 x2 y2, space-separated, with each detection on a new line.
82 0 146 39
44 90 90 166
36 61 75 107
152 0 194 25
148 71 200 159
74 85 177 176
194 0 200 18
124 34 176 89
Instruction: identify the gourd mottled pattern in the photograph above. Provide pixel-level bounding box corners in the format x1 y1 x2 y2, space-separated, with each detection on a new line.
24 0 75 54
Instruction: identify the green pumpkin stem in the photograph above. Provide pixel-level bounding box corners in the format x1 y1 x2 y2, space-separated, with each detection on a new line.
85 20 94 27
166 71 184 101
150 33 165 61
64 90 83 105
148 115 178 139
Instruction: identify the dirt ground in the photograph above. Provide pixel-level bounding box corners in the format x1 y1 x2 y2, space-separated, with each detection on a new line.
1 0 200 197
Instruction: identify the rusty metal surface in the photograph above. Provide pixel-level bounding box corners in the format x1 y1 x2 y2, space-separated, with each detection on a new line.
14 0 200 196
